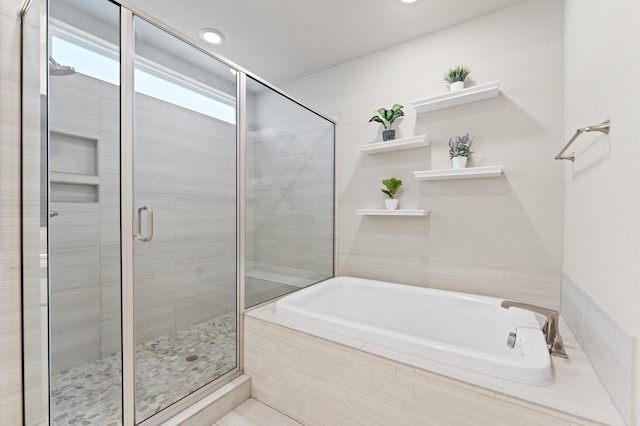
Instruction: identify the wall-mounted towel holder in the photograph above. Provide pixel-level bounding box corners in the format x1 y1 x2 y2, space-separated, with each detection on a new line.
555 119 611 161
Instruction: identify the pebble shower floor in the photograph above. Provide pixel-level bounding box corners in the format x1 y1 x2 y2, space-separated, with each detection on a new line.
50 314 237 425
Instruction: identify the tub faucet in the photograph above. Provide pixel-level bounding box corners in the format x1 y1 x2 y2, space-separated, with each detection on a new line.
500 301 568 359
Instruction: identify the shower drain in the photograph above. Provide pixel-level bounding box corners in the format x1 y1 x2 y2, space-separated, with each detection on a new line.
185 355 199 362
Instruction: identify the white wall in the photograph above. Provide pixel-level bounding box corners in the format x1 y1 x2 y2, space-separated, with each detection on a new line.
563 0 640 346
563 0 640 423
283 0 565 307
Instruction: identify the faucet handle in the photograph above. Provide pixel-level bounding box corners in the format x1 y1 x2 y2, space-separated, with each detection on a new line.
501 300 569 359
550 335 568 359
541 318 549 335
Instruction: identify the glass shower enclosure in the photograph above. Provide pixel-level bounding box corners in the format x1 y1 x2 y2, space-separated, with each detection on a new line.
21 0 335 424
245 77 335 308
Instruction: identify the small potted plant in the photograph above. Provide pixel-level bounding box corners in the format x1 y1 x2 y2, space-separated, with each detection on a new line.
369 104 404 141
448 133 474 169
443 65 471 92
381 177 403 209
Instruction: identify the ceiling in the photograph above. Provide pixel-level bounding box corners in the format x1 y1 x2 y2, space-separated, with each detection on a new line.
121 0 526 85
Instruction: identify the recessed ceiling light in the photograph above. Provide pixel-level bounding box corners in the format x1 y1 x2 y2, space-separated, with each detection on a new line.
199 28 225 45
400 0 418 3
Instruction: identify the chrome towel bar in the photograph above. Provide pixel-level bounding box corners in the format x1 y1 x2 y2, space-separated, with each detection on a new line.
555 119 611 161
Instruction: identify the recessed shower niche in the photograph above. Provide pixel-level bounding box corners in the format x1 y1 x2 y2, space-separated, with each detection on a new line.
49 132 99 203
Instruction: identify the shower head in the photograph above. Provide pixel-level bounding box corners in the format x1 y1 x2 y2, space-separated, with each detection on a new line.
48 56 75 76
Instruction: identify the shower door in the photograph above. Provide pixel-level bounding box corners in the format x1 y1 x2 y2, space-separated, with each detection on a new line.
22 2 239 424
130 16 238 424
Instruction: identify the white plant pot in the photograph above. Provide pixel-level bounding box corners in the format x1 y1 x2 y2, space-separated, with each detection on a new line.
385 199 399 210
452 156 468 169
449 81 465 92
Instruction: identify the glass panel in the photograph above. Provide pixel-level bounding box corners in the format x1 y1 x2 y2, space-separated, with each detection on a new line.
47 0 122 424
22 1 49 424
133 17 238 423
245 77 335 308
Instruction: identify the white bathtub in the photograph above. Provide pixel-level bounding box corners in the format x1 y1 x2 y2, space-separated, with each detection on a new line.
275 276 552 384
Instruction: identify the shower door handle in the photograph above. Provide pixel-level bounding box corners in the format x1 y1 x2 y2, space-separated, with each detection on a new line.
135 205 154 242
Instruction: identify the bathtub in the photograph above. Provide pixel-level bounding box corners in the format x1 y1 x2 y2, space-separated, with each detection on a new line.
275 276 552 384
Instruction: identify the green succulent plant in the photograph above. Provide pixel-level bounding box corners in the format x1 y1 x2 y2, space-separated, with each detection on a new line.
381 177 403 199
369 104 404 130
443 65 471 83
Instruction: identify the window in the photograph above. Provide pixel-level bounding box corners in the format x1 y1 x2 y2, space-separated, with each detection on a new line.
51 28 235 124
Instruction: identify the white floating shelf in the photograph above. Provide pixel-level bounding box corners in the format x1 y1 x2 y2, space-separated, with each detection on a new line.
357 135 430 154
413 166 504 181
411 81 500 113
356 209 427 216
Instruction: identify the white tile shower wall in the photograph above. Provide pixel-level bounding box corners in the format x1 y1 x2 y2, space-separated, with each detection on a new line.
20 5 49 422
246 120 334 283
48 73 118 372
1 0 27 422
46 73 237 370
134 93 237 344
244 315 602 426
562 274 635 425
282 0 565 305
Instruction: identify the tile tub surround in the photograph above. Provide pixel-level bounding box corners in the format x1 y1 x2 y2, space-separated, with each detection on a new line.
274 276 552 384
245 303 624 425
340 256 563 312
562 273 636 425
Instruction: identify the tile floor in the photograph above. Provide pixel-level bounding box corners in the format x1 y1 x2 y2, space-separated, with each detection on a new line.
50 314 237 425
215 398 301 426
48 277 306 425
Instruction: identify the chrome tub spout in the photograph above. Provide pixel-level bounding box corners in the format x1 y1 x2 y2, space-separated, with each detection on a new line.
501 301 568 359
